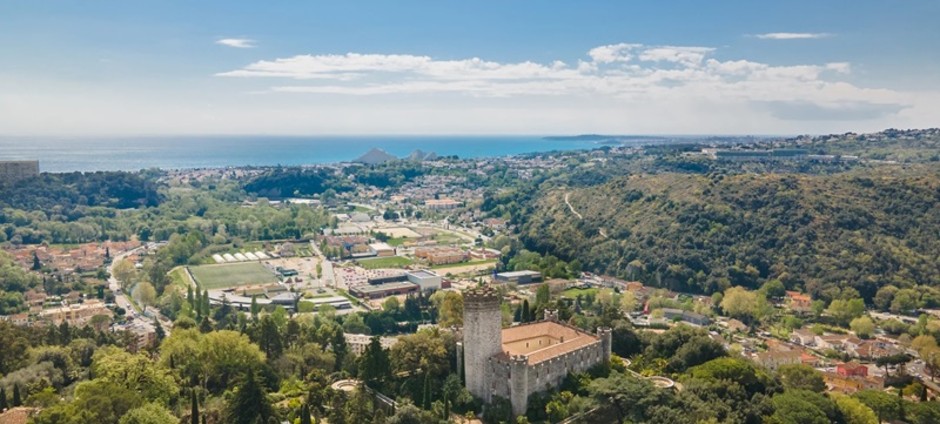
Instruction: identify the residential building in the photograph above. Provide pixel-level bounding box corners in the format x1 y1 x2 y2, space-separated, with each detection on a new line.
344 333 399 356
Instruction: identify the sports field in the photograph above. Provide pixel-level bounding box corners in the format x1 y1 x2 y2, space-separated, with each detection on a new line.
357 256 414 269
189 262 278 289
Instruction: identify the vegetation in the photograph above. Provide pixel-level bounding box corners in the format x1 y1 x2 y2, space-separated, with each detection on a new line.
520 166 940 302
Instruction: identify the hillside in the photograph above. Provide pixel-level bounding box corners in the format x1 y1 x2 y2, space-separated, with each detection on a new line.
520 165 940 302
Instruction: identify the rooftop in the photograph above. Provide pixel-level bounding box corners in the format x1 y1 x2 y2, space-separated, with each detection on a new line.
496 270 542 278
498 321 599 364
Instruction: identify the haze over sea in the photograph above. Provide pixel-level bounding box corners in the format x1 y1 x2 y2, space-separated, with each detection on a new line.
0 135 604 173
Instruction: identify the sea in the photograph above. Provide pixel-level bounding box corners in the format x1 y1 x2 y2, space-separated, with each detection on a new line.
0 135 605 173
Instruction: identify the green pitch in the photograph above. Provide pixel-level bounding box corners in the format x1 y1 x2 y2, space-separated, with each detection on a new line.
189 262 278 289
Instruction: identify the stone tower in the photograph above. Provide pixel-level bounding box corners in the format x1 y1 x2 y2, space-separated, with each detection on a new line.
462 285 503 401
597 326 613 364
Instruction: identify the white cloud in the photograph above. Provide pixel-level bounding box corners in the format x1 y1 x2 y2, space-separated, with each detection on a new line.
587 43 640 63
755 32 830 40
216 42 904 115
216 38 256 48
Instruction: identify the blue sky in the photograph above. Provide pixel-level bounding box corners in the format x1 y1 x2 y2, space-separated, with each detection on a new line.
1 1 937 135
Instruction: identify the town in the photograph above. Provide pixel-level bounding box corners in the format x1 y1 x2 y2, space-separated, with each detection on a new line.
3 128 940 423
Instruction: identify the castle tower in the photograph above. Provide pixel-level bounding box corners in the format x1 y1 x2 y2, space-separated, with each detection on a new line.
509 355 530 416
543 308 559 322
462 285 503 401
597 326 613 364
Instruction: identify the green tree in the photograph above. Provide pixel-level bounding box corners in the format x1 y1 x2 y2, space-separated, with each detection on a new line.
536 284 551 306
112 259 137 291
359 336 391 387
256 315 283 359
873 285 899 311
0 386 7 411
768 391 831 424
12 383 22 406
854 389 901 423
32 251 41 270
119 403 178 424
299 403 312 424
430 290 463 327
891 289 922 314
225 371 274 424
133 281 157 313
777 364 826 392
760 279 786 299
191 391 200 424
826 298 866 326
850 316 876 338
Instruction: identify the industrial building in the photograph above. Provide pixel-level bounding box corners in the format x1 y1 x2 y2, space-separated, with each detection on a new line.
350 281 419 299
494 270 542 284
406 269 442 291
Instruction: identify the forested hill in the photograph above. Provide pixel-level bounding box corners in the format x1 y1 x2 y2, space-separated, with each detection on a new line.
519 165 940 303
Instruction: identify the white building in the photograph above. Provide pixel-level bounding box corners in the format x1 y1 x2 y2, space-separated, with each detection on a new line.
406 270 442 291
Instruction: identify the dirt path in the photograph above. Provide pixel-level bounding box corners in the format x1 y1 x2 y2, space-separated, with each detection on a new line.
564 192 583 220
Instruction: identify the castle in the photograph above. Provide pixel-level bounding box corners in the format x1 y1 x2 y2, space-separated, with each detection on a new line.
458 285 612 415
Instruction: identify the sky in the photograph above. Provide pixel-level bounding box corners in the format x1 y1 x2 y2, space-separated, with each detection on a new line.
0 1 938 136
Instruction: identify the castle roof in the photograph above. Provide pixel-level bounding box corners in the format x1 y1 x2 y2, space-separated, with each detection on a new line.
498 321 600 365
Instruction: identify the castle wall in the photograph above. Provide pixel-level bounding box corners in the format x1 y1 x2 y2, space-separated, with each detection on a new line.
488 338 607 415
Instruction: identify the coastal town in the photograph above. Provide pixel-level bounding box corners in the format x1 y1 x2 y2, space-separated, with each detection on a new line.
3 128 940 423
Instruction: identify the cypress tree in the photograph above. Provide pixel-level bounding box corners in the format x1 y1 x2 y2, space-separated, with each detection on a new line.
522 299 531 323
187 286 195 309
199 316 213 333
191 391 200 424
202 290 210 317
422 371 432 410
12 384 21 407
0 386 8 411
300 403 312 424
32 251 41 270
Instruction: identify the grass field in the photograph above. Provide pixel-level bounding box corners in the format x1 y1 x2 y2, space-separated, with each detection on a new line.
357 256 414 269
189 262 278 290
430 259 497 270
561 287 598 299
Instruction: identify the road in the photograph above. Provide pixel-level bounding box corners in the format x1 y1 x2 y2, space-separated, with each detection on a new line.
309 240 336 288
108 246 173 332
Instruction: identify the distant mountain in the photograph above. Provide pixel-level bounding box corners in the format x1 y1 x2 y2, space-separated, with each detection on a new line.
406 149 439 161
355 148 397 165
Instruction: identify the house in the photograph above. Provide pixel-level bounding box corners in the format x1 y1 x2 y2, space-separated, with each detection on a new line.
824 372 884 394
755 349 802 370
785 291 813 314
837 362 869 377
853 339 902 360
815 334 850 351
661 308 712 326
791 328 817 346
0 407 40 424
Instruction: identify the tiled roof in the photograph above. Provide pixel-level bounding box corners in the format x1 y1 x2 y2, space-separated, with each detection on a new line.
499 321 600 365
0 407 39 424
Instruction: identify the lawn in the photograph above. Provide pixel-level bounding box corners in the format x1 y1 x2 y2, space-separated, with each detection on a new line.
167 267 192 293
188 262 278 290
561 287 598 299
430 259 497 270
357 256 414 269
